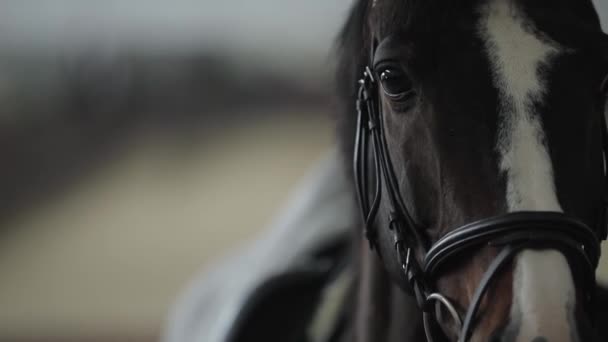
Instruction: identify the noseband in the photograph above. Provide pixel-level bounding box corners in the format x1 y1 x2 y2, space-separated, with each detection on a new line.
353 67 608 341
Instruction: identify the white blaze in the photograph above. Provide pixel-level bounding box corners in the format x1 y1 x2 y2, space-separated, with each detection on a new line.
479 0 576 340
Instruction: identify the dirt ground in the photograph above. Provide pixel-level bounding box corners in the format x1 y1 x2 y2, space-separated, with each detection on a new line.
0 110 334 341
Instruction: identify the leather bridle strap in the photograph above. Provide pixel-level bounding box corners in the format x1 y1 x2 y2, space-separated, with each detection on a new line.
354 67 426 251
456 244 519 342
421 211 601 341
599 107 608 240
425 212 601 274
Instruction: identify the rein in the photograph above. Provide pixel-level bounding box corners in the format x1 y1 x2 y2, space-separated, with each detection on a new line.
353 65 608 341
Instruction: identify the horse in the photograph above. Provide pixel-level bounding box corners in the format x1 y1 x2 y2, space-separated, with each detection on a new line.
334 0 608 341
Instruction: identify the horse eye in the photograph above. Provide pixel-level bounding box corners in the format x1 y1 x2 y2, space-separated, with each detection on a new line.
378 67 414 100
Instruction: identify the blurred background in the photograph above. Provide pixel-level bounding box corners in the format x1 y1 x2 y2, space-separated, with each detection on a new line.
0 1 350 341
0 1 607 342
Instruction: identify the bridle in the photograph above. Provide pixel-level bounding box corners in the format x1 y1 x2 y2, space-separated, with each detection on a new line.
353 64 608 341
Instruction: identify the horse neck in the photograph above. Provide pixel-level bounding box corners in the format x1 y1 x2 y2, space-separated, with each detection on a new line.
352 240 426 342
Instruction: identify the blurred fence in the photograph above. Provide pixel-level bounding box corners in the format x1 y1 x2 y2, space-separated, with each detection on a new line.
0 49 334 221
0 0 355 222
